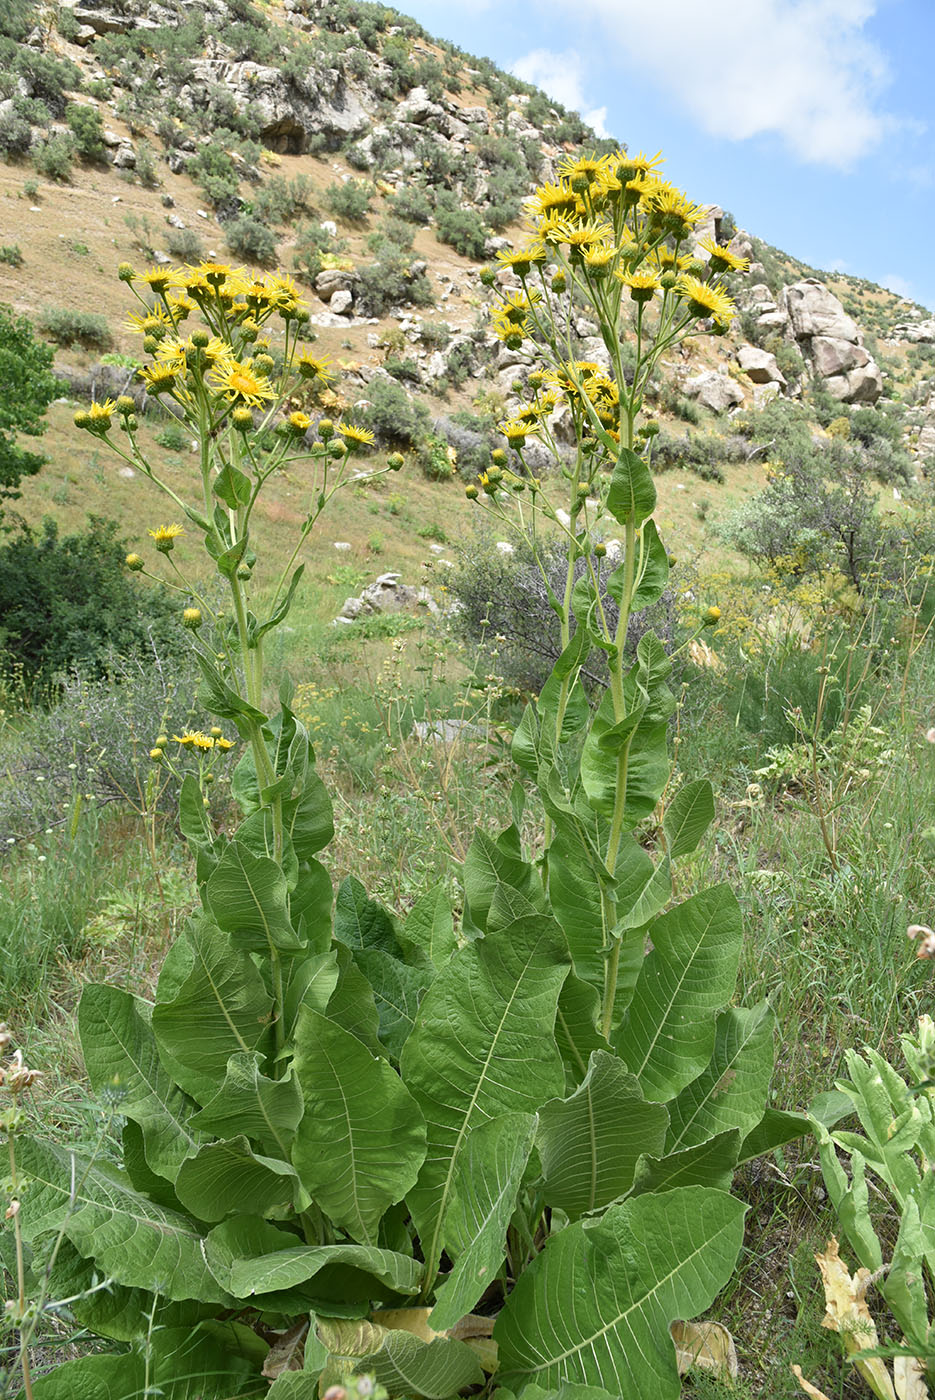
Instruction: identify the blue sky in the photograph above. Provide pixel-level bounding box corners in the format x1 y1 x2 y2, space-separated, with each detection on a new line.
399 0 935 313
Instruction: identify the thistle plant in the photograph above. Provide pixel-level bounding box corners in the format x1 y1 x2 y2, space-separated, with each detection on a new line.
8 159 807 1400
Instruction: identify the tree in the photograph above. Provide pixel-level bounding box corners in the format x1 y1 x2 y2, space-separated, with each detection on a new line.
0 306 61 521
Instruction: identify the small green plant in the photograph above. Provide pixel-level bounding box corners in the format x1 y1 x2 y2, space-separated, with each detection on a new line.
224 214 278 264
325 177 373 224
65 101 106 161
37 304 112 350
0 243 22 266
33 130 76 181
166 225 205 262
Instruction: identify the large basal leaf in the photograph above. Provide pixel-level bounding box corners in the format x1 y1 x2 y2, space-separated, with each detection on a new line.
50 1238 214 1343
190 1051 304 1157
629 1130 741 1198
401 915 569 1284
462 826 544 935
318 1318 483 1399
537 1051 669 1219
547 827 610 989
289 859 334 954
429 1112 537 1331
207 837 302 952
326 942 384 1055
292 1009 427 1245
613 884 743 1102
579 692 669 826
205 1215 423 1300
153 917 273 1104
78 983 203 1183
27 1352 145 1399
398 885 457 970
174 1135 298 1222
284 763 334 862
282 948 339 1041
335 874 401 954
665 1002 774 1153
355 947 428 1060
16 1137 229 1304
495 1186 746 1397
553 973 605 1091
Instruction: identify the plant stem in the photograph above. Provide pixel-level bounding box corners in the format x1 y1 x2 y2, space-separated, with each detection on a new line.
9 1127 34 1400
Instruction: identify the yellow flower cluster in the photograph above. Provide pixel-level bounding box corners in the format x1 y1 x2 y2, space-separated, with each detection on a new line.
172 730 236 752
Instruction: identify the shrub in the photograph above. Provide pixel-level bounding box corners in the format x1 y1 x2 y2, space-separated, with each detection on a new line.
187 140 240 211
134 139 159 188
37 305 112 350
251 173 315 226
324 178 372 224
415 433 454 480
0 104 32 156
0 244 23 266
166 226 205 262
65 102 106 162
291 220 345 283
33 132 76 181
0 516 182 687
433 190 487 259
0 306 60 517
357 376 430 446
355 234 434 317
224 215 277 265
389 183 433 224
155 420 187 451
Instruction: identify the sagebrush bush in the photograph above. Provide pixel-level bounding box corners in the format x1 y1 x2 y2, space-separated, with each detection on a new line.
357 375 430 446
65 103 105 162
33 132 76 181
324 177 373 223
433 191 487 259
37 304 112 349
166 225 205 262
224 214 277 264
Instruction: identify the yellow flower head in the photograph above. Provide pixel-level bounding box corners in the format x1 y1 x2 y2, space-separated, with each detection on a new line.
530 182 579 219
193 261 233 288
87 399 116 431
500 288 542 325
287 410 312 435
582 244 617 276
296 352 335 385
139 362 179 396
697 236 750 275
676 274 736 325
158 334 232 374
499 418 533 447
560 220 613 252
609 149 664 185
214 735 235 751
495 244 547 277
491 307 528 344
125 307 172 337
149 523 184 552
166 292 196 320
616 268 662 303
138 267 179 296
209 359 276 407
337 422 375 451
643 183 705 240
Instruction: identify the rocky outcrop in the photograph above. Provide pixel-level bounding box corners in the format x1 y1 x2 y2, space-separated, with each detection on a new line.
684 371 744 413
336 573 438 624
183 58 371 152
893 319 935 344
783 279 882 404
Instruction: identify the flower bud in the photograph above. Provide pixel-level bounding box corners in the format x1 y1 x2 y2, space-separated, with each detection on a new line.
387 452 404 472
150 747 164 761
254 353 275 374
232 407 254 432
118 262 135 282
210 726 223 738
479 266 496 287
491 449 507 466
329 439 347 457
155 734 168 748
318 418 334 440
551 270 567 293
182 607 202 629
236 562 252 579
191 328 210 348
116 395 136 417
465 484 479 500
73 410 91 430
594 541 607 558
125 552 144 571
703 605 721 627
143 335 159 356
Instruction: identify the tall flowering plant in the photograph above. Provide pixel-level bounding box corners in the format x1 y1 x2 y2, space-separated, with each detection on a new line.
5 157 806 1400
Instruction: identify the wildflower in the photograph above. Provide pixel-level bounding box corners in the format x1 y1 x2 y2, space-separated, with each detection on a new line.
704 605 721 626
182 607 202 629
583 244 617 277
499 418 532 448
676 275 736 326
617 268 661 304
173 730 214 750
697 236 749 275
465 484 479 500
500 289 541 325
139 362 178 396
209 359 276 408
594 541 607 558
125 306 172 337
530 182 579 219
337 422 375 452
317 418 334 440
193 260 233 288
495 244 547 277
215 736 235 750
287 410 312 436
643 183 705 240
387 452 404 471
296 352 335 384
116 395 136 417
232 407 254 432
83 399 117 434
138 266 178 296
149 523 184 553
156 734 168 748
150 747 164 761
125 552 144 571
117 261 135 282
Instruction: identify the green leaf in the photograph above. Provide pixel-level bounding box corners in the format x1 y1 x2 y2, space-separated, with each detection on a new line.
402 915 569 1285
285 764 335 862
207 838 302 953
537 1052 669 1218
665 1002 774 1153
49 1239 213 1343
495 1187 746 1396
78 984 203 1182
663 780 715 860
399 886 456 970
153 918 272 1105
629 519 669 611
28 1353 144 1399
179 773 213 848
213 461 253 509
356 947 428 1059
318 1318 483 1400
606 446 656 528
335 875 401 954
429 1112 537 1331
613 885 743 1101
547 827 609 989
579 684 669 825
292 1009 427 1245
253 563 306 644
629 1130 741 1197
17 1136 229 1304
290 860 334 954
737 1108 812 1163
327 942 383 1054
882 1194 928 1345
282 948 340 1042
205 1216 423 1300
554 973 606 1089
174 1135 298 1221
190 1051 304 1157
462 826 543 934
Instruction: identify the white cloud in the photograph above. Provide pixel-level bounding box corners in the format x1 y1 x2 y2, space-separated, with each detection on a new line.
880 271 914 300
553 0 892 168
510 49 609 137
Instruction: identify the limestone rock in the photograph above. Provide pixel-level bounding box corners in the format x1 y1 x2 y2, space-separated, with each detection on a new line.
893 319 935 344
737 346 786 386
684 370 744 413
824 362 884 404
785 279 860 342
809 336 869 378
329 289 353 315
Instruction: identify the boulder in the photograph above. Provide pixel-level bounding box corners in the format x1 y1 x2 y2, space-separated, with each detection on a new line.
737 346 786 386
329 289 353 315
185 58 369 153
893 319 935 344
824 362 884 404
785 279 860 342
684 370 744 413
809 336 869 378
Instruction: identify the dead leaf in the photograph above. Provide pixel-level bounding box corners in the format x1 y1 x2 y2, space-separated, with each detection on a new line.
815 1238 897 1400
261 1320 308 1380
371 1308 439 1344
447 1314 495 1342
671 1320 738 1379
792 1362 833 1399
894 1355 930 1400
